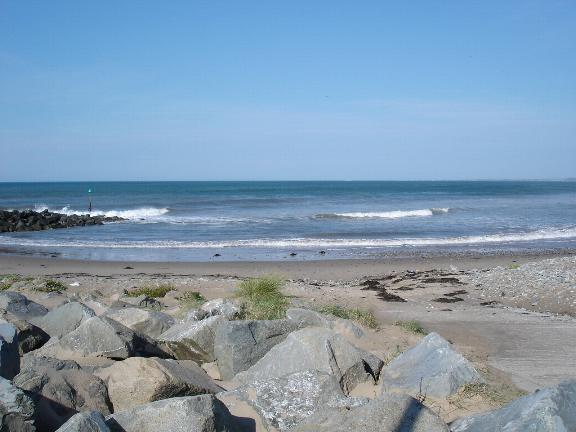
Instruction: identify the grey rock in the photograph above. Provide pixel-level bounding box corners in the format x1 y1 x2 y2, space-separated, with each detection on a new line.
0 376 36 432
75 293 109 316
450 379 576 432
230 370 368 431
4 316 50 354
55 411 110 432
186 309 209 321
159 315 225 362
120 295 162 310
294 392 449 432
159 340 211 364
214 319 299 380
236 327 383 394
286 308 364 339
0 292 47 320
33 316 169 360
104 308 175 338
0 319 19 380
95 357 223 412
286 308 332 327
382 332 482 398
31 302 96 338
201 299 241 320
21 355 81 371
105 394 242 432
14 362 112 432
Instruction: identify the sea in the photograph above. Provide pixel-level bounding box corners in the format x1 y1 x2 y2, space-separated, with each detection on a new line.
0 181 575 262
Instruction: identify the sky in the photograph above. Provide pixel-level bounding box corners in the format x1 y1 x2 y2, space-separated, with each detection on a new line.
0 1 575 181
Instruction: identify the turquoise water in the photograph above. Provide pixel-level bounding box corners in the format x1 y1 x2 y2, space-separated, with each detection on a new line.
0 181 575 261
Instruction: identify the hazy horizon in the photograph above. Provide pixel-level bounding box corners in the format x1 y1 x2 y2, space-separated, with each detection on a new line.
1 1 575 182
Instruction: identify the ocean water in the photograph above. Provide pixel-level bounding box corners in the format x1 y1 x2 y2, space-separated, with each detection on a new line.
0 181 575 261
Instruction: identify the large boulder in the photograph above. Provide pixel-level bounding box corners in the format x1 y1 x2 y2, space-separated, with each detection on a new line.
293 392 449 432
75 293 109 316
55 411 110 432
236 327 383 394
0 292 47 320
0 376 36 432
228 370 367 431
95 357 223 412
31 302 96 338
382 332 482 398
286 308 364 340
158 340 212 364
214 319 299 380
33 316 169 361
159 315 225 362
13 362 112 432
201 299 240 320
2 315 50 354
0 319 19 380
104 308 175 338
21 355 81 372
450 379 576 432
105 395 242 432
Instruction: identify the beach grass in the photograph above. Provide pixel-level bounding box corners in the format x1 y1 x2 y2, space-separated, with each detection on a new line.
35 279 67 293
317 304 379 329
178 291 206 305
237 276 289 320
126 284 173 298
394 320 427 335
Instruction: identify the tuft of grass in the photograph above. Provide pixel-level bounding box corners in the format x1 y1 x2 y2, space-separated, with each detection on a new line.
383 344 403 365
0 282 12 291
179 291 206 305
508 263 520 270
126 284 173 298
317 304 379 329
35 279 67 293
237 276 289 320
394 320 427 335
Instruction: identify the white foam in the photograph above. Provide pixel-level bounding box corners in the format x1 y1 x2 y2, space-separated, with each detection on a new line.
1 227 575 249
320 208 450 219
34 205 169 220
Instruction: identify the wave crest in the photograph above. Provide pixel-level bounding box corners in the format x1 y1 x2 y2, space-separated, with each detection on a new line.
316 208 450 219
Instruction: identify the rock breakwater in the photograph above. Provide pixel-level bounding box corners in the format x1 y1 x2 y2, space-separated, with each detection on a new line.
0 209 123 233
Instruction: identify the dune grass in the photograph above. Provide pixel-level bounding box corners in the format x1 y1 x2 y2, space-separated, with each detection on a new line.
237 276 289 320
179 291 206 305
394 320 427 335
317 304 379 329
126 284 173 298
35 279 67 293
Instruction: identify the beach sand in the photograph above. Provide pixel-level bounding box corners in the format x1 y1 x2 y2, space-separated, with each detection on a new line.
1 251 575 420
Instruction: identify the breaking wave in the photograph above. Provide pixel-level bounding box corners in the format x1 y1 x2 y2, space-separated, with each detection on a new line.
33 205 169 220
315 208 450 219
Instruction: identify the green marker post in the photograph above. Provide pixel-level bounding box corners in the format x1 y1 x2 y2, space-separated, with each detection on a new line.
88 188 93 213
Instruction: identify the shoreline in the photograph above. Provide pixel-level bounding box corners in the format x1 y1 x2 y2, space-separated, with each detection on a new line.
1 250 574 280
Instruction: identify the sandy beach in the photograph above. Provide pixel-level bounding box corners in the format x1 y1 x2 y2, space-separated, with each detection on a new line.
2 251 575 401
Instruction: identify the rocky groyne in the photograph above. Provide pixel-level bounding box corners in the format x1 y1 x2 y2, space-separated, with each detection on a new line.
0 209 123 233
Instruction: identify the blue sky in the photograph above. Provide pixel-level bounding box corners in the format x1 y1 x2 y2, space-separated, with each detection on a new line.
0 1 575 181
